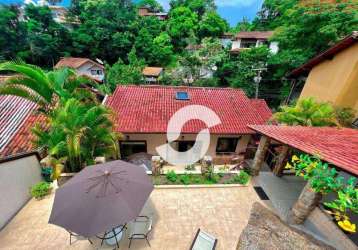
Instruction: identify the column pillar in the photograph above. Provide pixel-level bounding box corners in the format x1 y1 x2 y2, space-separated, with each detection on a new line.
251 136 270 176
272 145 289 177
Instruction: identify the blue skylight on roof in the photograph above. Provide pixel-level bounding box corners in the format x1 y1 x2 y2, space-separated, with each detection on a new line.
176 91 189 100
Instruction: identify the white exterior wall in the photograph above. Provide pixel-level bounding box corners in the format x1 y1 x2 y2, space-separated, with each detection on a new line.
0 155 42 229
122 133 251 159
269 42 279 54
232 40 241 50
77 62 105 81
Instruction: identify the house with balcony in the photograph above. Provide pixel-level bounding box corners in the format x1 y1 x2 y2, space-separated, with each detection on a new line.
142 67 164 84
138 6 168 20
230 31 279 54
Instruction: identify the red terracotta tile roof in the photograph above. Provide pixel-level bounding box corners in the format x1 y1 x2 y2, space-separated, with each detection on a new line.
249 125 358 176
55 57 104 70
236 31 274 40
106 85 271 134
251 99 273 121
142 67 163 77
0 96 46 158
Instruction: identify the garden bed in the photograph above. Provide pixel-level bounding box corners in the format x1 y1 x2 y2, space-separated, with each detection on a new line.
152 171 250 186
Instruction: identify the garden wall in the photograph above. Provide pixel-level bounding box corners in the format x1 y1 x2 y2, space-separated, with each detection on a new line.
0 153 42 229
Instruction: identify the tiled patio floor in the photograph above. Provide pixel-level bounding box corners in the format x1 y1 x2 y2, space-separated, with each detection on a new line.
0 186 265 250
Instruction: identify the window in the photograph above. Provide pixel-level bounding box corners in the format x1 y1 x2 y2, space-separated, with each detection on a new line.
240 39 257 48
97 70 103 75
119 141 147 159
176 91 189 100
91 70 97 75
353 118 358 128
216 138 239 154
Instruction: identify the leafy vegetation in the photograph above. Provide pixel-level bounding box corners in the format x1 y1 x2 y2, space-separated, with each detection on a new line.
30 181 52 199
0 0 356 105
273 97 341 127
288 154 358 233
166 170 178 182
225 171 251 185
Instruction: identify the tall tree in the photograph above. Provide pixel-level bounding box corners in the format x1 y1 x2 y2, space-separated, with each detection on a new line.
24 4 72 66
170 0 216 16
167 6 198 50
198 11 228 39
0 5 27 61
71 0 137 64
105 48 146 90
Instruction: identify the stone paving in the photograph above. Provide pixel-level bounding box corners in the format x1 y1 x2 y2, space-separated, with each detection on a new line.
0 185 265 250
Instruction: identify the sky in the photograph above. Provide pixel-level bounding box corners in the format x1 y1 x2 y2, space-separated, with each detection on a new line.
0 0 264 26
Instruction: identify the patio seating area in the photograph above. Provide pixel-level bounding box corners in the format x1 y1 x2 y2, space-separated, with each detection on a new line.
0 185 264 250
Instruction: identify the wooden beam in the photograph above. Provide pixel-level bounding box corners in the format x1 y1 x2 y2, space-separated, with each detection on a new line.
251 136 270 176
272 145 289 177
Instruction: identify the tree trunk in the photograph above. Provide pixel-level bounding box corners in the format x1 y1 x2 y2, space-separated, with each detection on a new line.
289 182 322 224
251 136 270 176
151 156 163 176
272 145 289 177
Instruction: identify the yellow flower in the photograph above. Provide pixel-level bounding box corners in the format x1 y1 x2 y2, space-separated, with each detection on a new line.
338 220 356 233
291 155 300 162
284 162 293 169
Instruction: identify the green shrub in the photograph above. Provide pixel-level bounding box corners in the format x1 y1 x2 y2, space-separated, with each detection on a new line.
225 171 250 185
236 171 250 184
166 170 178 183
31 182 52 199
179 174 190 185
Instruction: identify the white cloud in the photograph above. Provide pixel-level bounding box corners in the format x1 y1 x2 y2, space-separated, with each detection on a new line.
215 0 257 7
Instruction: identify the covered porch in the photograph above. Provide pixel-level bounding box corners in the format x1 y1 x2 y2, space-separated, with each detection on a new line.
248 125 358 250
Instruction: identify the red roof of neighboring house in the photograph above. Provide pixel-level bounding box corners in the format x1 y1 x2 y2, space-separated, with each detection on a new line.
249 125 358 176
106 85 272 134
251 99 273 121
142 67 163 77
288 31 358 78
236 31 274 40
55 57 104 70
0 96 46 158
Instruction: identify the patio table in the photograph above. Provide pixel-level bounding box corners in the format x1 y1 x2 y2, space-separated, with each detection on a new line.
97 225 126 248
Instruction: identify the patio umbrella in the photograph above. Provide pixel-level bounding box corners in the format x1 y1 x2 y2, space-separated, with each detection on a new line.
49 160 154 237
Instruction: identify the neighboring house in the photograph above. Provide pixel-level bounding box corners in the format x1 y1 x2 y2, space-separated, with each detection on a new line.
220 33 234 48
138 6 168 20
231 31 279 54
48 6 68 24
55 57 105 82
105 85 272 163
286 31 358 120
0 95 46 158
142 67 164 84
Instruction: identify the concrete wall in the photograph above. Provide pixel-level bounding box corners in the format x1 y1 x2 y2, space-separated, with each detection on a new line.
299 43 358 115
122 133 251 161
0 154 42 229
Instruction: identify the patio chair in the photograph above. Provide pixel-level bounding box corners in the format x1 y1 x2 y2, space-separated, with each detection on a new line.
67 230 93 245
99 225 126 249
128 215 153 248
190 229 218 250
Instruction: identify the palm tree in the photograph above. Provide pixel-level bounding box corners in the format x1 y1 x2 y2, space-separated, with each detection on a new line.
32 98 119 172
273 97 338 127
0 61 98 109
